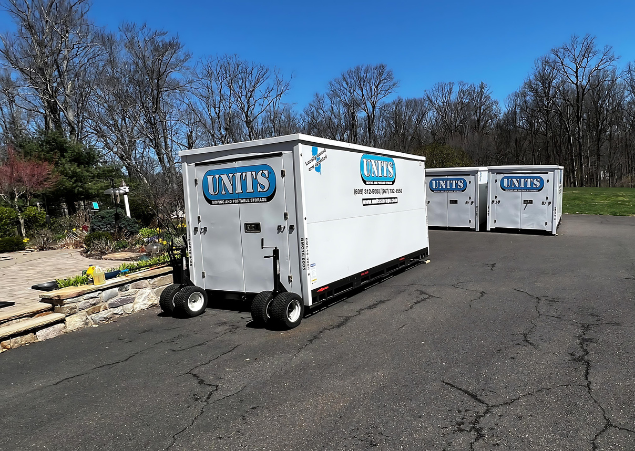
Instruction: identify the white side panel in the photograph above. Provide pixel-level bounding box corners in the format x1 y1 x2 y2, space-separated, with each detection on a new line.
300 144 428 289
308 209 427 287
182 162 201 286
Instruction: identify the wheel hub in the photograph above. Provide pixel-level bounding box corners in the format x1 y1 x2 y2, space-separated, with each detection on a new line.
287 299 301 323
188 292 205 312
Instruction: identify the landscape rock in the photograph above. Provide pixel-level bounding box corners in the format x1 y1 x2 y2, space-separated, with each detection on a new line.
84 303 108 315
65 311 89 332
78 297 102 311
36 324 65 341
130 280 150 289
107 296 134 309
100 288 119 303
132 290 158 312
150 275 172 288
54 304 78 315
1 333 36 349
90 307 124 323
82 292 101 301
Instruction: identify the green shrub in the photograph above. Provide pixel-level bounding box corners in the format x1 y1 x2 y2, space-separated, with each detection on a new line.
0 236 26 252
84 231 113 250
0 206 18 238
23 206 46 234
56 273 92 288
118 253 170 273
90 209 140 235
114 240 128 251
138 227 159 239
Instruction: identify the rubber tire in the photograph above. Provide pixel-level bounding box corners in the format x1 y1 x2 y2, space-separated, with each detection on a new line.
159 284 182 314
173 286 208 317
251 291 274 326
270 292 304 329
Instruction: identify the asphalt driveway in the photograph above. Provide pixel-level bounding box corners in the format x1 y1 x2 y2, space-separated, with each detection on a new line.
1 214 634 450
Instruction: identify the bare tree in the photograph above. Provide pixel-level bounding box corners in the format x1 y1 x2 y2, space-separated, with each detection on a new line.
87 31 146 181
190 54 291 145
0 0 103 141
551 34 618 185
120 23 191 184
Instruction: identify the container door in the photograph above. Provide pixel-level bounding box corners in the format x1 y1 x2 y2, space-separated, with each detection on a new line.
238 156 291 294
492 173 521 229
520 174 551 231
195 161 243 291
447 175 475 228
426 177 448 227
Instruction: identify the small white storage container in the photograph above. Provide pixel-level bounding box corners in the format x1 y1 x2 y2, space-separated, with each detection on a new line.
425 167 488 231
487 165 564 235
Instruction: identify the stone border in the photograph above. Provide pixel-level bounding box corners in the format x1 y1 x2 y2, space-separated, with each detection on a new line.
59 273 173 333
1 270 174 351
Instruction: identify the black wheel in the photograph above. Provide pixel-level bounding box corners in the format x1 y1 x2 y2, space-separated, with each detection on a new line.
174 286 208 317
251 291 274 326
270 292 304 329
159 284 182 314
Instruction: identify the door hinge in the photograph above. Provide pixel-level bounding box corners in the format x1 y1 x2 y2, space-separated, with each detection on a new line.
288 275 293 283
202 271 206 278
281 169 286 177
197 215 201 223
284 212 288 220
194 178 198 185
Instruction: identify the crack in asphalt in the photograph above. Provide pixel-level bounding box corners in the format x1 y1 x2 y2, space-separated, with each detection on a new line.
451 288 634 448
573 322 635 449
167 344 242 450
49 337 171 387
169 325 240 353
293 296 398 358
513 289 563 348
452 282 486 309
442 381 586 449
403 289 440 311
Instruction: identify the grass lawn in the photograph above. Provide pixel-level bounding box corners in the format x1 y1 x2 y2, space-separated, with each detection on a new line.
563 187 635 216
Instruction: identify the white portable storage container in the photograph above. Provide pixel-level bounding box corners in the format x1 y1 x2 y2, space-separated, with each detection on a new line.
487 165 564 235
178 134 430 328
425 167 488 231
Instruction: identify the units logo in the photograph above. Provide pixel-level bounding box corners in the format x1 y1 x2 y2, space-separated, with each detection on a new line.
202 164 276 205
360 154 396 185
429 177 468 192
500 176 544 192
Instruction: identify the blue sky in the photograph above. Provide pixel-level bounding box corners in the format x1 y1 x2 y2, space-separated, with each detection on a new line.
3 0 635 110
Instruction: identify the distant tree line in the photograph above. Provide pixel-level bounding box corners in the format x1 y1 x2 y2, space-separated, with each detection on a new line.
0 0 633 223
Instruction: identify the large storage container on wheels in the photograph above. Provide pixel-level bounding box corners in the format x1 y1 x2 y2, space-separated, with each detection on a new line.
174 134 430 329
487 165 564 235
425 167 488 231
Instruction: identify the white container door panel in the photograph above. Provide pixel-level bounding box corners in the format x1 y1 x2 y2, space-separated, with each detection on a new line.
447 176 475 228
239 156 291 293
520 191 549 230
426 190 448 227
492 173 521 229
195 162 244 292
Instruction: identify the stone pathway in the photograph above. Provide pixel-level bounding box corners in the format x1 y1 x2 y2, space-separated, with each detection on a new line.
0 249 130 308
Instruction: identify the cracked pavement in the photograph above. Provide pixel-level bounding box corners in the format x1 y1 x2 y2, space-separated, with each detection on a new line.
1 214 634 450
